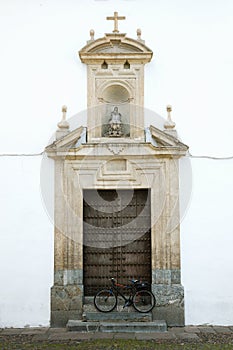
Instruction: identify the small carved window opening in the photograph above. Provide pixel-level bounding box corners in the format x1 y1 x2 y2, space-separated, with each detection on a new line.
101 61 108 69
124 60 130 69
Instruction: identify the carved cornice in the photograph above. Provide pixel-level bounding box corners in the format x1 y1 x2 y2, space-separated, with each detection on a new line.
45 142 188 159
79 33 153 64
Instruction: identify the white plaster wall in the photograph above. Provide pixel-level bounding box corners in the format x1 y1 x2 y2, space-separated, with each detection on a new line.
0 157 53 327
182 159 233 325
0 0 233 326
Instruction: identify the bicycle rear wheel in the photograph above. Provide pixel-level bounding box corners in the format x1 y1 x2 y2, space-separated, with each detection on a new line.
94 289 117 312
133 290 155 313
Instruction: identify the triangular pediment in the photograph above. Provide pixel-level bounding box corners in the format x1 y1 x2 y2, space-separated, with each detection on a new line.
149 125 188 150
45 126 84 151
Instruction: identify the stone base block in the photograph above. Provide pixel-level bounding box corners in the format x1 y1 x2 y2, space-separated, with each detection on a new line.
152 284 184 326
51 310 82 327
152 305 184 326
51 284 83 327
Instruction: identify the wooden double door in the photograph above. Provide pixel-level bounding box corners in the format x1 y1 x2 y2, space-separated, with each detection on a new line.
83 189 151 295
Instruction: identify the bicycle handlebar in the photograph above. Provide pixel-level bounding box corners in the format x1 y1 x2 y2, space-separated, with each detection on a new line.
130 279 139 283
110 277 141 286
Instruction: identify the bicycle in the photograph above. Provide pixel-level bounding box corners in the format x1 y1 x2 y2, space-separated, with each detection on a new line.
94 278 156 313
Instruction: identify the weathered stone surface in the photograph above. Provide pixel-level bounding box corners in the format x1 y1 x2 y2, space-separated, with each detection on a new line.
169 326 185 333
51 285 82 312
32 334 50 341
54 269 83 285
136 331 176 340
51 311 82 328
153 302 185 327
152 284 184 307
67 321 167 333
21 328 49 335
51 284 83 326
48 327 67 333
176 332 201 341
213 326 232 334
184 326 201 333
152 269 181 284
48 331 92 340
66 321 99 332
99 321 167 333
198 326 217 333
152 283 185 325
84 311 152 322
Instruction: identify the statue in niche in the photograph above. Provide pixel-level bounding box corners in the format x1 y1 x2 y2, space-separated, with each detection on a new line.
108 106 123 137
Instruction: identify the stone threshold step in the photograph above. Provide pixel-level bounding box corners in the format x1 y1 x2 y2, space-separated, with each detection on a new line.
67 320 167 333
83 311 152 322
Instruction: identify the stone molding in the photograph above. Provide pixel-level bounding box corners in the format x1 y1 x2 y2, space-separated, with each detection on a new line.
79 33 153 64
46 140 188 158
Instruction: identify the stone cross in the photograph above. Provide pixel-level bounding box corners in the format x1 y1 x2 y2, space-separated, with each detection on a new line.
106 11 126 33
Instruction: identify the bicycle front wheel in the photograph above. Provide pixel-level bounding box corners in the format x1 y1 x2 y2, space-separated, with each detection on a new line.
94 289 117 312
133 290 156 313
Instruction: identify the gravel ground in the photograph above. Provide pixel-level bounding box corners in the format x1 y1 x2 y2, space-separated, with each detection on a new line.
1 329 233 350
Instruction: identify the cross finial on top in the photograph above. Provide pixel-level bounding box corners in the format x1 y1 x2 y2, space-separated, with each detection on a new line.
106 11 126 33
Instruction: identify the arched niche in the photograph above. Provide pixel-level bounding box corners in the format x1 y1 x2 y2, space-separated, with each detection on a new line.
101 84 130 137
102 84 129 103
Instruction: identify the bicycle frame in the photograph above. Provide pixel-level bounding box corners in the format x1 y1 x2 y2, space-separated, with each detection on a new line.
109 280 134 305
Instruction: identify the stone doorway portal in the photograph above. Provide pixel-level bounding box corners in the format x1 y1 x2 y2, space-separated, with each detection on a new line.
83 189 151 295
46 14 188 326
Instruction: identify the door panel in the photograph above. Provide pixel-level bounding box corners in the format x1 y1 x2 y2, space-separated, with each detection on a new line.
83 189 151 295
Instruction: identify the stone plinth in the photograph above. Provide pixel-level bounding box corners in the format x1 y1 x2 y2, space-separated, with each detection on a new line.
51 285 83 327
152 284 184 326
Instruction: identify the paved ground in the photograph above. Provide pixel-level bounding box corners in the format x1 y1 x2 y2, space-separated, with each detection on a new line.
1 325 233 343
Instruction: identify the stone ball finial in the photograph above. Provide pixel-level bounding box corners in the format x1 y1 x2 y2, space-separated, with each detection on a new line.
90 29 95 41
137 28 142 40
62 105 67 113
136 28 145 43
164 104 176 129
167 105 172 113
57 105 69 130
